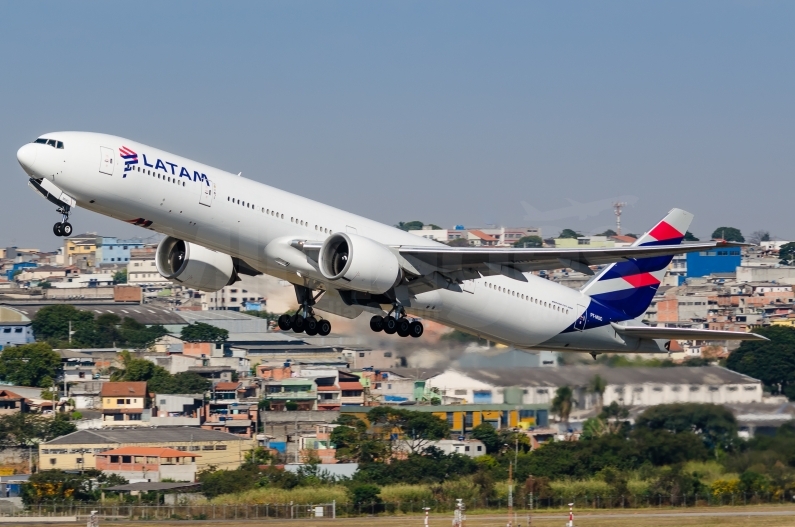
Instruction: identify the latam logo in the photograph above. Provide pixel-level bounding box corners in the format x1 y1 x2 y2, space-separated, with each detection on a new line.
120 146 139 174
142 153 210 186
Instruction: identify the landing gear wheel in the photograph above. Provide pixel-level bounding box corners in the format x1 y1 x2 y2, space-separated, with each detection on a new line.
370 315 384 332
384 317 398 335
61 222 72 237
291 314 305 333
397 318 411 337
53 223 63 237
409 321 424 338
278 314 292 331
317 319 331 336
304 316 319 336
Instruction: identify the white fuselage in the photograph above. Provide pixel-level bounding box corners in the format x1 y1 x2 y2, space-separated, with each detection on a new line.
18 132 647 352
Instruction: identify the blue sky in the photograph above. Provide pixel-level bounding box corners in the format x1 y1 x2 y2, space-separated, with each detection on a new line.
1 1 793 249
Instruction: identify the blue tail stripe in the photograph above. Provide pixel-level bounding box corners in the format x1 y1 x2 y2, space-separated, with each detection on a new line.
590 285 660 319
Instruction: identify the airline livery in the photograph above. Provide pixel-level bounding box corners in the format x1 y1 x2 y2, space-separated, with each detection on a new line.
16 132 765 355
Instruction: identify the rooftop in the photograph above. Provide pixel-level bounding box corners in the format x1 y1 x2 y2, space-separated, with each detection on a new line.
100 382 147 397
44 427 249 445
98 446 201 458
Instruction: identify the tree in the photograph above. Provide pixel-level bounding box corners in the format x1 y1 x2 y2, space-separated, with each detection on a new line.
597 229 617 237
558 229 581 239
779 242 795 266
684 231 699 242
112 269 128 284
635 403 738 452
349 484 382 507
471 422 501 454
31 304 95 343
749 230 771 245
0 342 60 387
330 414 388 463
447 238 470 247
588 375 607 413
367 407 450 454
180 322 229 343
711 226 744 242
726 326 795 399
395 221 425 231
551 386 575 429
0 413 76 446
513 235 543 248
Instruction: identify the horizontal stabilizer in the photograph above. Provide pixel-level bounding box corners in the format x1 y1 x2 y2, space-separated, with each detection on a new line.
611 323 767 341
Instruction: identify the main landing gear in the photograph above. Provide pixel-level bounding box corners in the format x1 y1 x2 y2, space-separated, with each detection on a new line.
277 285 331 336
52 207 72 237
369 303 423 338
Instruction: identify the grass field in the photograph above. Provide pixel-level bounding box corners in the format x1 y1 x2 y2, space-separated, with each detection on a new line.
32 506 795 526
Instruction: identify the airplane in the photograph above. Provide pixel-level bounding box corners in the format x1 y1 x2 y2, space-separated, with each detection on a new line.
15 132 766 356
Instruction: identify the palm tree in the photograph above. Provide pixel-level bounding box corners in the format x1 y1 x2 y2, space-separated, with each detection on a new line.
588 374 607 413
551 386 575 431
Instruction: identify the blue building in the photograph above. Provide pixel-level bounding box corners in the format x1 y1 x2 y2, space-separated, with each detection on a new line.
686 248 742 279
95 237 145 265
5 262 36 280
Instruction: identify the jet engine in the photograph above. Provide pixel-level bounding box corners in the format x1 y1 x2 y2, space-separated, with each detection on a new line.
155 237 236 292
318 233 401 294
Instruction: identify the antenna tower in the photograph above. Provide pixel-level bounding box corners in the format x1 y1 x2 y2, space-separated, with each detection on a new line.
613 202 627 235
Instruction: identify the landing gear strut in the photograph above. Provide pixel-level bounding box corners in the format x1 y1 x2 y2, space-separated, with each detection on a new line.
277 285 331 336
369 302 424 338
52 206 72 237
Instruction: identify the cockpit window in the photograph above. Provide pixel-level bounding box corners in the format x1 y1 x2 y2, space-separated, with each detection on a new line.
34 138 64 149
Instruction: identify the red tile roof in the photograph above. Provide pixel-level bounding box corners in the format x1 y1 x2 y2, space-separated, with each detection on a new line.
468 230 497 241
100 382 147 397
214 382 241 391
339 381 363 390
0 390 23 400
97 447 200 458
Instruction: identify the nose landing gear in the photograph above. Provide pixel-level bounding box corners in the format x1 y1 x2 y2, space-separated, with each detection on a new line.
52 207 72 237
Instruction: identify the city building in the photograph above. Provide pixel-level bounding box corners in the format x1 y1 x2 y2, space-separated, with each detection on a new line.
200 284 267 311
0 306 35 350
95 237 145 265
39 428 253 471
95 447 200 482
127 247 170 286
0 389 29 415
687 248 742 279
408 226 541 246
100 382 149 427
64 234 99 268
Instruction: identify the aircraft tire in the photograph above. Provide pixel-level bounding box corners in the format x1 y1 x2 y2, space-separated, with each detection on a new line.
318 319 331 336
305 316 319 335
396 318 411 337
409 321 424 338
277 314 292 331
61 222 73 237
369 315 384 332
384 317 398 334
53 223 63 237
291 314 305 333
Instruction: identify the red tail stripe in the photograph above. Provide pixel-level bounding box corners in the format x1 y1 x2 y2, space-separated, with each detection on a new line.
622 272 660 288
648 221 683 241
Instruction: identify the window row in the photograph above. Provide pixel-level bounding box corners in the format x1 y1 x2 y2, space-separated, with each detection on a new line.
136 165 186 186
227 197 335 235
484 282 570 314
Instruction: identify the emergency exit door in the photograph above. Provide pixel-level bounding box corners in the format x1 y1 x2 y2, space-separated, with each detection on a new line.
99 147 115 175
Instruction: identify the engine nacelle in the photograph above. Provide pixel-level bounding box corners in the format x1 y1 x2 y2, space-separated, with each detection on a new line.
318 233 401 294
155 237 236 292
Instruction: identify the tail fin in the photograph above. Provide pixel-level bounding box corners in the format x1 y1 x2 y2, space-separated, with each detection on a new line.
580 208 693 319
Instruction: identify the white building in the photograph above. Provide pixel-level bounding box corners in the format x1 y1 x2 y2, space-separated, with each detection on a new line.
200 284 267 311
408 226 541 246
127 248 171 286
427 366 763 411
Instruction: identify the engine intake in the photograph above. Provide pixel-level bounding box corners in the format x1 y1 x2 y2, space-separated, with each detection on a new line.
319 233 401 294
155 237 236 292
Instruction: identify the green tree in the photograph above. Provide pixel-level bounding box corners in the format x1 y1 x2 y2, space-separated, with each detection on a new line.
711 226 744 242
588 374 607 413
119 318 167 348
558 229 581 239
367 407 450 454
513 235 543 248
684 231 699 242
0 413 76 446
471 422 501 454
330 414 388 463
551 386 575 429
113 269 128 284
31 304 95 343
597 229 617 236
779 242 795 266
726 326 795 399
447 238 470 247
635 403 738 452
395 221 425 231
349 484 382 508
180 322 229 343
0 342 60 387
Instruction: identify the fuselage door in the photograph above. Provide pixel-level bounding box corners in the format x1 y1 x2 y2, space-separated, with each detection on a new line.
99 147 115 175
199 180 214 207
462 280 476 294
574 304 587 331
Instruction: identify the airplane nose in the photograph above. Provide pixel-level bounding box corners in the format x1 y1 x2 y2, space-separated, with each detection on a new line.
16 143 37 175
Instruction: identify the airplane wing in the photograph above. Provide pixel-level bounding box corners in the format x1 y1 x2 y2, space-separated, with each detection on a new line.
396 241 744 279
610 323 767 341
